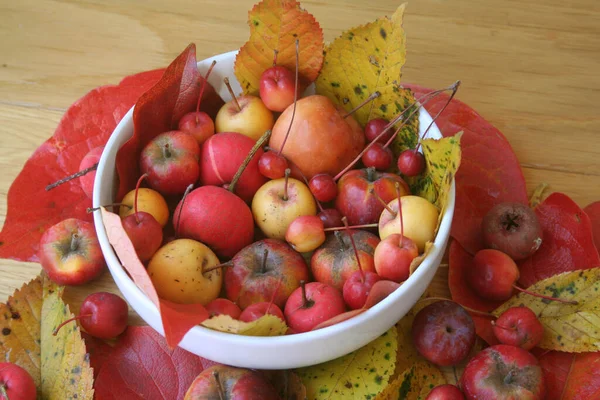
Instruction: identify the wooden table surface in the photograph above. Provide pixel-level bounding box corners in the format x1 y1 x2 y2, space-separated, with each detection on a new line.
1 0 599 325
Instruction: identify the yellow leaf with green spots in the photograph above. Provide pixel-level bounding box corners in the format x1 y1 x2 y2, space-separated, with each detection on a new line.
201 314 288 336
492 267 600 352
296 328 397 399
375 361 446 400
408 132 462 229
1 275 94 399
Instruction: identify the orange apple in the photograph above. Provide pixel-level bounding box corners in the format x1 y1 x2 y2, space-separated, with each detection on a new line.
214 95 274 141
119 187 169 227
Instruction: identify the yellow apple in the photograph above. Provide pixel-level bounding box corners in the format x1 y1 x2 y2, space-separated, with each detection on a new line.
378 195 439 252
215 95 274 141
251 176 317 240
119 188 169 227
147 238 222 305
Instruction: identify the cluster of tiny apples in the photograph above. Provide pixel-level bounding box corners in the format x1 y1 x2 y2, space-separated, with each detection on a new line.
414 202 552 400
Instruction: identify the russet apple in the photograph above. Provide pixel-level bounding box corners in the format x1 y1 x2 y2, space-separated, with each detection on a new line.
251 175 317 240
39 218 105 286
269 95 364 179
214 95 274 141
147 238 222 305
224 239 309 309
378 195 439 252
336 168 410 226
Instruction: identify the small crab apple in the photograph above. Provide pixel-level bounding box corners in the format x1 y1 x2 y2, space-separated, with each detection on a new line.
492 307 544 351
215 88 274 141
178 60 217 145
412 300 476 367
259 65 296 112
285 215 326 253
120 187 169 227
239 302 285 323
361 142 394 171
0 362 36 400
318 208 344 228
460 344 545 400
205 298 242 319
481 202 542 260
258 150 289 180
397 149 425 177
309 173 338 203
39 218 105 286
374 234 418 283
284 281 346 333
364 118 393 144
426 384 465 400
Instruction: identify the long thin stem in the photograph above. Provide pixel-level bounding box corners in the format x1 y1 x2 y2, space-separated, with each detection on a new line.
369 188 397 216
175 184 194 237
45 163 99 191
282 168 290 201
53 314 91 336
224 77 241 111
416 297 496 318
134 173 148 224
512 285 578 305
343 217 364 281
87 203 130 213
396 182 404 247
277 39 300 156
324 223 378 232
342 91 381 118
229 130 272 193
195 60 217 117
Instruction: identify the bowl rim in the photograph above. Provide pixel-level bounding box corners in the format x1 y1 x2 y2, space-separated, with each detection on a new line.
92 49 455 353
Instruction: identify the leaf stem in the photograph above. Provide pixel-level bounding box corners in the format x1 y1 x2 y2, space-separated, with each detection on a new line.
277 39 300 156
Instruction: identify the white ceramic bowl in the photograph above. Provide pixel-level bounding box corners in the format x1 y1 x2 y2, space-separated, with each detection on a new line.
92 50 454 370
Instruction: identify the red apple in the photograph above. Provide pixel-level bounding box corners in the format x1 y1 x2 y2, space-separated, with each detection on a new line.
121 211 163 262
318 208 344 228
139 130 200 195
199 132 268 203
214 95 274 141
311 230 379 290
224 239 309 309
178 111 215 145
39 218 105 286
269 95 365 179
239 302 285 323
184 365 279 400
205 298 242 319
79 146 103 199
173 186 254 259
259 65 296 112
285 215 325 253
426 384 465 400
284 281 346 333
0 363 36 400
373 234 419 283
335 168 410 226
460 344 545 400
342 270 383 310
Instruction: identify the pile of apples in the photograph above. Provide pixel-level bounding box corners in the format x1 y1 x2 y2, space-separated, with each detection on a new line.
111 55 441 334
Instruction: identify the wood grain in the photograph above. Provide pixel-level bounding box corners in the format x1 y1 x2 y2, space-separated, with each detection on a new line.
1 0 598 331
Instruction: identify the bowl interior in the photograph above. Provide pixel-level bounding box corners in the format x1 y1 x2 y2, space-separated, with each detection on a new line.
93 50 455 369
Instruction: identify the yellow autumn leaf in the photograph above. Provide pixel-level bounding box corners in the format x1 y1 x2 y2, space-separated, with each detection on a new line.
234 0 324 95
492 267 600 352
296 328 397 399
409 242 434 276
393 311 421 379
375 361 446 400
0 275 94 399
201 314 288 336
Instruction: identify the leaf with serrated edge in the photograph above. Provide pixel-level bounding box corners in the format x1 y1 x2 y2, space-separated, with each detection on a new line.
375 361 446 400
296 328 397 399
493 267 600 352
234 0 324 95
41 277 94 399
201 314 288 336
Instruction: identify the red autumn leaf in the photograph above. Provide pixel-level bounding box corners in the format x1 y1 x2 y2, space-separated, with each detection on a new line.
0 69 164 262
82 332 115 379
101 208 208 347
584 201 600 253
115 43 224 200
94 326 205 400
404 84 528 255
448 239 501 345
517 192 600 287
535 349 600 400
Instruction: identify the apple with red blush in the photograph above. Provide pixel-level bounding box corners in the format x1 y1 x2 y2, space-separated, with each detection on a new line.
239 302 285 323
336 167 410 226
0 362 36 400
205 298 242 319
426 384 465 400
259 65 297 112
374 233 418 283
342 271 382 310
224 239 309 310
139 130 200 196
284 281 346 333
214 94 274 141
285 215 325 253
311 230 379 290
121 211 163 262
39 218 105 286
178 111 214 145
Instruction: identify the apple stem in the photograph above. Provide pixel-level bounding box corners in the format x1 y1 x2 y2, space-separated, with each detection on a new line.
396 182 404 247
134 173 148 225
413 80 461 153
202 261 233 275
45 162 99 191
277 39 300 157
296 163 325 212
175 183 194 237
342 91 381 119
223 77 241 111
272 49 279 66
490 320 516 331
52 313 92 336
213 371 226 400
333 81 460 181
417 297 496 318
261 248 269 273
283 168 291 201
228 130 272 194
324 223 378 232
195 60 217 117
368 188 397 216
343 217 364 281
267 277 284 316
86 203 131 213
0 383 8 400
299 280 314 309
512 285 578 305
162 143 172 159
